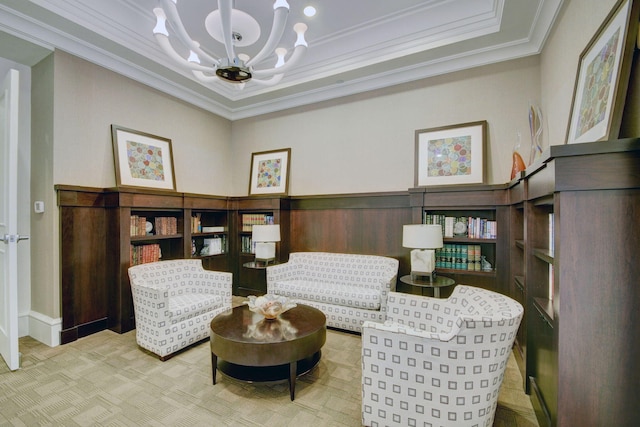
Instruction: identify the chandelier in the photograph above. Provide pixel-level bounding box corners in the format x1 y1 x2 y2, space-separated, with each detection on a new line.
152 0 309 88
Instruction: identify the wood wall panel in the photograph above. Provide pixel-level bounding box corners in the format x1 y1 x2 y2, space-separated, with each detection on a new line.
556 189 640 426
58 189 108 344
289 198 414 277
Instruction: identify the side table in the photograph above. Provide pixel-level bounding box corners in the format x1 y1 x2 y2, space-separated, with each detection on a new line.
238 260 280 295
399 274 455 298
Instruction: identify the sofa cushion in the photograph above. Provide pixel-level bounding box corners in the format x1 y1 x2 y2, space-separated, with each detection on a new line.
270 280 381 310
169 294 224 325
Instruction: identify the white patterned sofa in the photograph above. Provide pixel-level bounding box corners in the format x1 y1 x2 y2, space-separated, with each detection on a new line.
266 252 399 333
128 259 232 360
361 285 523 427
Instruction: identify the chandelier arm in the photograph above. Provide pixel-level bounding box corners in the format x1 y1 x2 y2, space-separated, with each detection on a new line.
155 34 218 72
251 44 307 78
245 4 289 67
159 1 220 66
218 0 236 61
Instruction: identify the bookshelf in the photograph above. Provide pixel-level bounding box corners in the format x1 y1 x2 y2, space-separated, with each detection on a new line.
508 177 526 379
521 139 640 427
408 185 509 297
184 194 230 272
104 190 186 333
231 197 290 296
102 191 230 335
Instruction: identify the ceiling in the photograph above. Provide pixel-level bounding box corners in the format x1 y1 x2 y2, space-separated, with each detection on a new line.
0 0 563 120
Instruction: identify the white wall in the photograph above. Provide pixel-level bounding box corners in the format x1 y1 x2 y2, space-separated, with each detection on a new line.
231 56 541 195
29 50 234 343
541 0 623 146
52 51 233 195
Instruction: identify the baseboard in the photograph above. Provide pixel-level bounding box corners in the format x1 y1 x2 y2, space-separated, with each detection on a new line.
18 311 30 337
27 311 62 347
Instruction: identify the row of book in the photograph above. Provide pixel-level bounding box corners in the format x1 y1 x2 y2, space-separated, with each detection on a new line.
435 244 486 271
191 214 203 233
130 243 161 265
424 214 497 239
130 215 178 236
240 235 256 254
130 215 149 237
241 213 275 232
190 215 226 234
154 216 178 236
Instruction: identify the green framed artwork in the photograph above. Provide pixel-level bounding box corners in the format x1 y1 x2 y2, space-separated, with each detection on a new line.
111 125 177 191
248 148 291 196
414 121 487 187
566 0 639 144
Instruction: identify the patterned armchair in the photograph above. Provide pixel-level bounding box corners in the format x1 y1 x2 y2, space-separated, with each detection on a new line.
361 285 523 427
128 259 232 360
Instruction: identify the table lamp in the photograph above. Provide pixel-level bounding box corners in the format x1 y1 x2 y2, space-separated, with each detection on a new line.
403 224 443 282
252 224 281 263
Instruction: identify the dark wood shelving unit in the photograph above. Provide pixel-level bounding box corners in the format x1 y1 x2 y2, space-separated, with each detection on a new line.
408 185 509 297
520 139 640 427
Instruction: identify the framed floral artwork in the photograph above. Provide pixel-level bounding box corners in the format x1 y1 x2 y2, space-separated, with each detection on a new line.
248 148 291 196
415 121 486 187
565 0 639 144
111 125 176 191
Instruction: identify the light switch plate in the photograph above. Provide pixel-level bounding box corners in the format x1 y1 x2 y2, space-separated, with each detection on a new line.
34 201 45 213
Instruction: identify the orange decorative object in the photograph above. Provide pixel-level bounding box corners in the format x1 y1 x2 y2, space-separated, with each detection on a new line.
511 151 526 180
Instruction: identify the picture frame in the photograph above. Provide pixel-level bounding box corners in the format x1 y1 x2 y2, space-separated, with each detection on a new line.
248 148 291 196
111 125 177 191
415 121 487 187
565 0 639 144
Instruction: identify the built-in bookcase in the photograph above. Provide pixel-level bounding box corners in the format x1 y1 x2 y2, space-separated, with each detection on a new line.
184 194 230 272
409 185 509 297
521 139 640 427
508 177 526 378
231 197 290 296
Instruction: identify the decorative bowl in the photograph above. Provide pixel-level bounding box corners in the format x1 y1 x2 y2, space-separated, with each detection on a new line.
246 294 297 320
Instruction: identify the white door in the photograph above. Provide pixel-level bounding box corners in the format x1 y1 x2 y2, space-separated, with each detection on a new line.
0 68 21 371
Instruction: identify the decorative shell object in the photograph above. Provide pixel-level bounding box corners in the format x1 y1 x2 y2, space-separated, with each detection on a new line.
246 295 297 320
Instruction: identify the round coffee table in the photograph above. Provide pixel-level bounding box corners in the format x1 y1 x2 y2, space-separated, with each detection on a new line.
210 303 326 401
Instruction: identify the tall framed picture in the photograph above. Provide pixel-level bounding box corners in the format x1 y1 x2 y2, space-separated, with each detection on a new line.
111 125 177 191
565 0 639 144
415 121 487 187
248 148 291 196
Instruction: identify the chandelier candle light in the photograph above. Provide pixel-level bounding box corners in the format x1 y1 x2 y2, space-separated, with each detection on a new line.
403 224 444 283
153 0 309 87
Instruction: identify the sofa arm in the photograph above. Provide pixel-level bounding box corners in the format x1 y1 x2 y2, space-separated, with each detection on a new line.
266 262 300 290
362 320 459 342
385 291 462 334
379 274 398 311
131 281 172 328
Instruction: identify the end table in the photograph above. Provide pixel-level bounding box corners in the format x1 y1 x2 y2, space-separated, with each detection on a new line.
399 274 455 298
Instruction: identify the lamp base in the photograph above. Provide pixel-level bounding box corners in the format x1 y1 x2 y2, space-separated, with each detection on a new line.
409 248 437 282
255 242 276 262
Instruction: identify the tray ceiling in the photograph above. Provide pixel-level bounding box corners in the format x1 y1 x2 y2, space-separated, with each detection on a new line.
0 0 563 119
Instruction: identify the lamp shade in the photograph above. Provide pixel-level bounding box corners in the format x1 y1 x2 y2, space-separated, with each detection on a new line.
252 224 281 242
402 224 443 249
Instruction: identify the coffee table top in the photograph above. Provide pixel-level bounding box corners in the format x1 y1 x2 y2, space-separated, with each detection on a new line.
210 304 326 367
